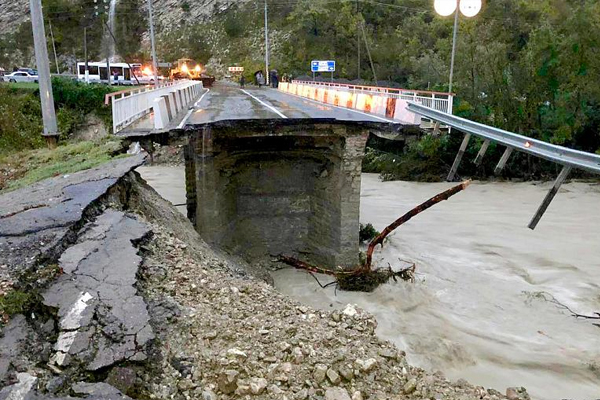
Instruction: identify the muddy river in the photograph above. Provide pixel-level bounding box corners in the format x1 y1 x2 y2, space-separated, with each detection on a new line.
139 166 600 400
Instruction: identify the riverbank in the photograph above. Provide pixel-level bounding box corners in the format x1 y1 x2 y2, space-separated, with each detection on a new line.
137 166 600 400
0 161 517 399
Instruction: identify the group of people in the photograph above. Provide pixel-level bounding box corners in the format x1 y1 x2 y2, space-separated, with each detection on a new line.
239 69 282 88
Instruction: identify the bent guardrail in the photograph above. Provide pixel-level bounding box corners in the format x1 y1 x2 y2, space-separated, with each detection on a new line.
407 102 600 229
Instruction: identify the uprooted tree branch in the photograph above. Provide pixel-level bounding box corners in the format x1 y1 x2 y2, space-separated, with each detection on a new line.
534 291 600 328
278 180 471 292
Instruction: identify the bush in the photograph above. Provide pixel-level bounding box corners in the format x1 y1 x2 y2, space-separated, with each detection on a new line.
0 87 44 154
359 223 380 243
51 77 113 135
362 136 448 182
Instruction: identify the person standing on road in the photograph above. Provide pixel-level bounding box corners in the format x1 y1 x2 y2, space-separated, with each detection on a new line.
257 72 265 88
240 75 245 88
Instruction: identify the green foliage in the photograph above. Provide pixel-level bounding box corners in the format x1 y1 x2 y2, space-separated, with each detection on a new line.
2 0 600 181
51 77 114 134
0 291 35 317
115 0 147 61
181 2 190 12
363 136 449 182
0 86 44 154
223 7 244 38
359 223 379 243
0 78 114 155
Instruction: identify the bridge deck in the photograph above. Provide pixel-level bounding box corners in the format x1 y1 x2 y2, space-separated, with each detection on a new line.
187 82 395 124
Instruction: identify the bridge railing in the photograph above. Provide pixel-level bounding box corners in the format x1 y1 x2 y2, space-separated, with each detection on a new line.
107 80 202 133
292 80 454 115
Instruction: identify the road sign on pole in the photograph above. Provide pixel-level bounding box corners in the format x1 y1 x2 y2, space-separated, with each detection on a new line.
311 60 335 72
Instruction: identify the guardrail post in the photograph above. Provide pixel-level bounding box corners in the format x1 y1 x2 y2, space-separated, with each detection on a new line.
528 165 571 230
169 91 180 113
494 147 513 175
111 96 117 134
447 133 471 181
161 94 173 121
153 97 170 129
474 139 491 166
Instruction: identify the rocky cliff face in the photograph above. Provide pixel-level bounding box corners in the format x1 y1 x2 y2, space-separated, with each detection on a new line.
0 0 29 34
0 0 248 38
149 0 249 33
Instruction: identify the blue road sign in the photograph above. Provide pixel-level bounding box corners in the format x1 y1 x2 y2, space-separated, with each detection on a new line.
311 60 336 72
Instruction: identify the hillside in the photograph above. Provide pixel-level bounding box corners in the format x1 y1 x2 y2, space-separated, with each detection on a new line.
0 0 599 175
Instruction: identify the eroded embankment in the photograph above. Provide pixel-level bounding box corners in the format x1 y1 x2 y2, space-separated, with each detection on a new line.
0 158 524 400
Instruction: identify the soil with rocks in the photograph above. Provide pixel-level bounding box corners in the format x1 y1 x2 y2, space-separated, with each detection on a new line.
127 175 522 400
0 168 529 400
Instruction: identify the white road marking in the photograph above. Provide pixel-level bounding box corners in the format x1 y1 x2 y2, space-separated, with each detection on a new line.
177 88 211 129
280 90 397 123
61 291 93 330
241 89 288 119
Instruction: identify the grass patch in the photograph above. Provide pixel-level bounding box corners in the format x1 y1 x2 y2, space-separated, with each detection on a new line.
0 138 128 192
0 290 35 316
0 81 39 90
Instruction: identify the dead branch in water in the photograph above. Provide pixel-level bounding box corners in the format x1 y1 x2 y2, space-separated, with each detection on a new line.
537 292 600 326
277 181 470 292
363 180 471 271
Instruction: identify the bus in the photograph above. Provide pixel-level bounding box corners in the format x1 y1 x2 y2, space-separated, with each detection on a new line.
76 62 141 85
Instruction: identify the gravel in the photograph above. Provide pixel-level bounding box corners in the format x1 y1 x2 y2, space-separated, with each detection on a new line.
135 221 519 400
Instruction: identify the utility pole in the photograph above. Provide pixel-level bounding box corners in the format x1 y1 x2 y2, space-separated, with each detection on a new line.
30 0 59 146
264 0 270 86
105 18 111 86
84 26 89 83
361 22 377 85
448 0 459 93
147 0 159 87
48 20 60 74
356 0 360 80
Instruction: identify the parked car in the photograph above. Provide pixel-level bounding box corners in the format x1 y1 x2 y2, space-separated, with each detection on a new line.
4 71 38 83
18 67 38 75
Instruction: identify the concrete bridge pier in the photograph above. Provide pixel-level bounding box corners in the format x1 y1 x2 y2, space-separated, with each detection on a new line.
184 120 370 270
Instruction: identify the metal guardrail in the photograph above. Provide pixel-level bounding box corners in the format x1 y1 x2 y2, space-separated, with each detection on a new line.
408 102 600 229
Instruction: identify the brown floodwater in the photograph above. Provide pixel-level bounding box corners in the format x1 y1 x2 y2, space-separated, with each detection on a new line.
139 166 600 400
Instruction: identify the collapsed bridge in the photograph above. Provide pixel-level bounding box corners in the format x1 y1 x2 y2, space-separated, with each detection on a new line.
127 118 417 269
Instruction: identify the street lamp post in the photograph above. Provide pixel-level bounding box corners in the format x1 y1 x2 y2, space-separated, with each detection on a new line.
434 0 482 93
435 0 482 182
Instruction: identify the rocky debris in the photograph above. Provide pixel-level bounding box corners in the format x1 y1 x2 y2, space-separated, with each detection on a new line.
0 373 133 400
72 382 132 399
506 387 530 400
0 155 145 280
325 387 352 400
42 210 153 371
136 219 511 400
404 378 418 394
